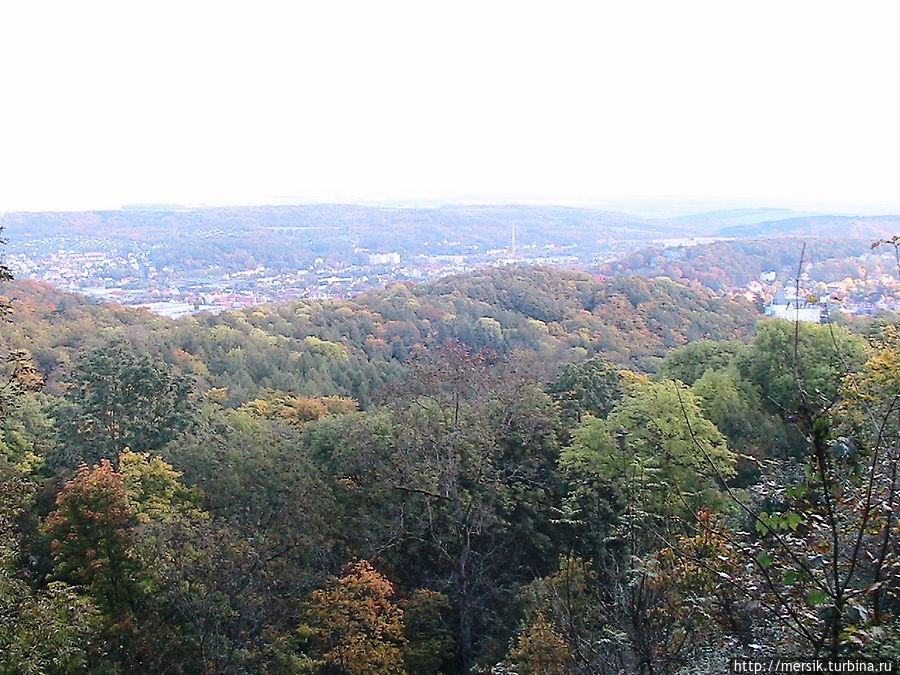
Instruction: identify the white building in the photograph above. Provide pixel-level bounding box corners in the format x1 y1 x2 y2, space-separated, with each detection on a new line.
368 252 401 265
765 302 822 323
133 301 196 319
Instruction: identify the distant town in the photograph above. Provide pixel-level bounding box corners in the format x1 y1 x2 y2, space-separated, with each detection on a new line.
4 203 900 321
5 233 601 319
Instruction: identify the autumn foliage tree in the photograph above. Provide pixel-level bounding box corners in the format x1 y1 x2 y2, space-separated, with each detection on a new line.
44 460 140 615
307 559 407 674
508 612 571 675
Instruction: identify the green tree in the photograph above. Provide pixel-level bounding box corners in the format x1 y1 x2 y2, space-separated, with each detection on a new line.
512 556 606 671
561 378 735 527
385 342 562 669
119 448 206 523
740 319 866 419
0 392 56 470
727 324 900 657
659 339 746 385
55 340 193 469
646 324 900 658
134 516 309 673
399 589 453 674
164 404 342 575
691 368 797 481
546 356 624 425
0 577 102 674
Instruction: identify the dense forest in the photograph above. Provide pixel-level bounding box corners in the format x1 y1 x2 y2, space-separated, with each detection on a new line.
0 268 758 404
2 262 900 672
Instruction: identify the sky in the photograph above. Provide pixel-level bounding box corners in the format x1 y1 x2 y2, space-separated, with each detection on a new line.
1 1 899 214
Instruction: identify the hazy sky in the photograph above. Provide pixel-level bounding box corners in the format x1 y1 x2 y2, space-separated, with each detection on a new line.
1 1 899 213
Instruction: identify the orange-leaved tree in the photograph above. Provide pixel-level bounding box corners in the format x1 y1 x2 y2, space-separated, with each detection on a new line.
307 559 407 674
44 460 140 616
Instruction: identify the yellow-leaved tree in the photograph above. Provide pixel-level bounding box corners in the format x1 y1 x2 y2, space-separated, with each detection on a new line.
307 559 407 674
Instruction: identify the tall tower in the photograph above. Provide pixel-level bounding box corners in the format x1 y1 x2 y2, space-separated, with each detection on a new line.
511 223 517 258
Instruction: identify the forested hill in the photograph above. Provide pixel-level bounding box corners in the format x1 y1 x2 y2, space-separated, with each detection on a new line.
597 238 881 291
717 213 900 238
1 266 758 406
0 203 674 258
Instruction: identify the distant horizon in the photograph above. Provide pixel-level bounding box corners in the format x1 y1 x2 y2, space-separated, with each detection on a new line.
3 196 900 221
